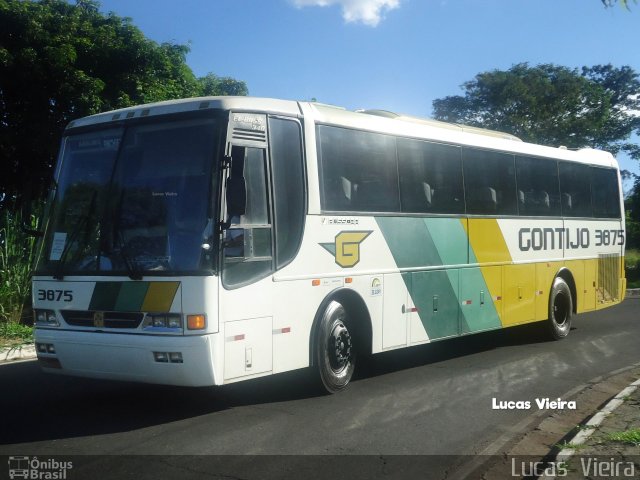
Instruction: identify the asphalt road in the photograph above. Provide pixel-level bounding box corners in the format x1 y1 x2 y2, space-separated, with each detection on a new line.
1 300 638 479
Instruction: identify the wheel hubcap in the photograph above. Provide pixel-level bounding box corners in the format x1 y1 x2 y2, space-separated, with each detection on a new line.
554 293 569 326
328 321 352 373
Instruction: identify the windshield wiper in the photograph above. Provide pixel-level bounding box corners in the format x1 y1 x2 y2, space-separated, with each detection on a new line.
53 191 97 280
113 190 142 281
117 229 142 281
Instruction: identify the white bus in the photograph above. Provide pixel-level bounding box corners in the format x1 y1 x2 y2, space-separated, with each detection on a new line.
33 97 626 392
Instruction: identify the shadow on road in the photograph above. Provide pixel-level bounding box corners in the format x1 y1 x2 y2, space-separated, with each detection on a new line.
0 320 558 446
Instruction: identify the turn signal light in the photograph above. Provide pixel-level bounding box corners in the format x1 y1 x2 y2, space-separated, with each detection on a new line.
187 314 206 330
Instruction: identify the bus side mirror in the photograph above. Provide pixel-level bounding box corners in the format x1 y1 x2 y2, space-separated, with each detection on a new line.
20 188 44 237
226 175 247 218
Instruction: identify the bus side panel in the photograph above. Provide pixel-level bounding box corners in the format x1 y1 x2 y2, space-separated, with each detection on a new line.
218 276 274 383
459 267 502 333
502 264 536 326
382 273 408 349
271 215 397 367
584 258 597 311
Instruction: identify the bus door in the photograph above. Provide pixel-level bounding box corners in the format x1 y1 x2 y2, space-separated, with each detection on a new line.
218 113 274 382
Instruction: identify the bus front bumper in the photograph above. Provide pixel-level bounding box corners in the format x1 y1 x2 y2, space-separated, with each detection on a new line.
34 329 220 387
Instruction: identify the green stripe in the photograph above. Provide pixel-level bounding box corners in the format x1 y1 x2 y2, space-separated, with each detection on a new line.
376 217 442 269
376 217 503 338
114 282 150 311
459 268 501 333
89 282 122 311
377 217 463 339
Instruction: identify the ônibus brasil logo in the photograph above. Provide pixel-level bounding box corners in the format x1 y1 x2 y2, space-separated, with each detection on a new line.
8 456 73 479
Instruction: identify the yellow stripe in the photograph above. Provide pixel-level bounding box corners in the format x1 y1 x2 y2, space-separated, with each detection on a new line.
464 219 513 325
467 218 512 264
141 282 180 312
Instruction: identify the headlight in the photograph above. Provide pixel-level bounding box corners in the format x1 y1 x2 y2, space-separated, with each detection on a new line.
152 316 166 328
34 309 59 327
168 317 181 329
144 313 182 330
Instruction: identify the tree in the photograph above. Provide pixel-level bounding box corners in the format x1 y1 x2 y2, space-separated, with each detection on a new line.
199 73 248 97
432 63 640 159
0 0 247 207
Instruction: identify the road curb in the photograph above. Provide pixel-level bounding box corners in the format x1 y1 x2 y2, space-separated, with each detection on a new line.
458 363 640 480
626 288 640 297
539 376 640 480
0 344 36 364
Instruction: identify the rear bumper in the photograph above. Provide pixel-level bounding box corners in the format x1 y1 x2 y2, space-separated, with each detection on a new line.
34 329 219 387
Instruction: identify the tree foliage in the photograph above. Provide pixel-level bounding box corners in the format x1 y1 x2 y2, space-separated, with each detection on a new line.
0 0 248 206
601 0 637 9
432 63 640 158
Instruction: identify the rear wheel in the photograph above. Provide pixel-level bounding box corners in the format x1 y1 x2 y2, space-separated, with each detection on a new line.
316 301 356 393
547 277 572 340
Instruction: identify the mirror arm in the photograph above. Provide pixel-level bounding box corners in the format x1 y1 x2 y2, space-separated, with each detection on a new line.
21 224 44 237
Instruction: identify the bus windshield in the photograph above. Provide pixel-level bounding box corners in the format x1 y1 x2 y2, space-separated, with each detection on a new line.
37 117 220 276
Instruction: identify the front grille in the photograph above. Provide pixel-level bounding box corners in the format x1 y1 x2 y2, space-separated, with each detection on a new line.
60 310 144 329
597 254 620 303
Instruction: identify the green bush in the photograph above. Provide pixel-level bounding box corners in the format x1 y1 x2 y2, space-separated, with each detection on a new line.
625 249 640 287
0 207 40 325
0 320 33 344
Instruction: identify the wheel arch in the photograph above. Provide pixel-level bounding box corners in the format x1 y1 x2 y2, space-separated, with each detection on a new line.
308 288 373 366
554 267 577 314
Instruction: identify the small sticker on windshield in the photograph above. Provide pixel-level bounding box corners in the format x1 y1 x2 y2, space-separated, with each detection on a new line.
50 232 67 261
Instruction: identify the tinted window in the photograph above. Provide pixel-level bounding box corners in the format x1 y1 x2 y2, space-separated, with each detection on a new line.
559 162 592 217
269 117 305 268
515 156 561 216
397 139 464 214
463 149 517 215
318 125 399 212
591 167 621 218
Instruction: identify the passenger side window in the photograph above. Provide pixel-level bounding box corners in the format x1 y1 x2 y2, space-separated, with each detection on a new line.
269 117 305 268
515 156 561 216
559 162 592 217
318 125 399 212
591 167 621 219
398 139 464 214
463 148 517 215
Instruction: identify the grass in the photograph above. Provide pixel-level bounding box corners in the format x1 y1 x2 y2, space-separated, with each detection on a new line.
0 321 33 348
0 206 40 346
625 249 640 287
604 429 640 446
555 440 588 451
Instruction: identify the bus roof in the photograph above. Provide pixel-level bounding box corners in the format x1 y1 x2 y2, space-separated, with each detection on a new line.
66 96 618 170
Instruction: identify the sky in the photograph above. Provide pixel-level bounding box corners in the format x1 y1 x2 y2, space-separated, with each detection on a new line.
97 0 640 181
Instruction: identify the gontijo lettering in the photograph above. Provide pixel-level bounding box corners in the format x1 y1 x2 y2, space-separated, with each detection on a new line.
519 227 624 251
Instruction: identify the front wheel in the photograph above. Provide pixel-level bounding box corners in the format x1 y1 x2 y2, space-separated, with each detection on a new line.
547 277 573 340
316 301 356 393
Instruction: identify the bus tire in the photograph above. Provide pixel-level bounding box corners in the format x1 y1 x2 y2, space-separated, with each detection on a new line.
316 300 356 393
547 277 572 340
